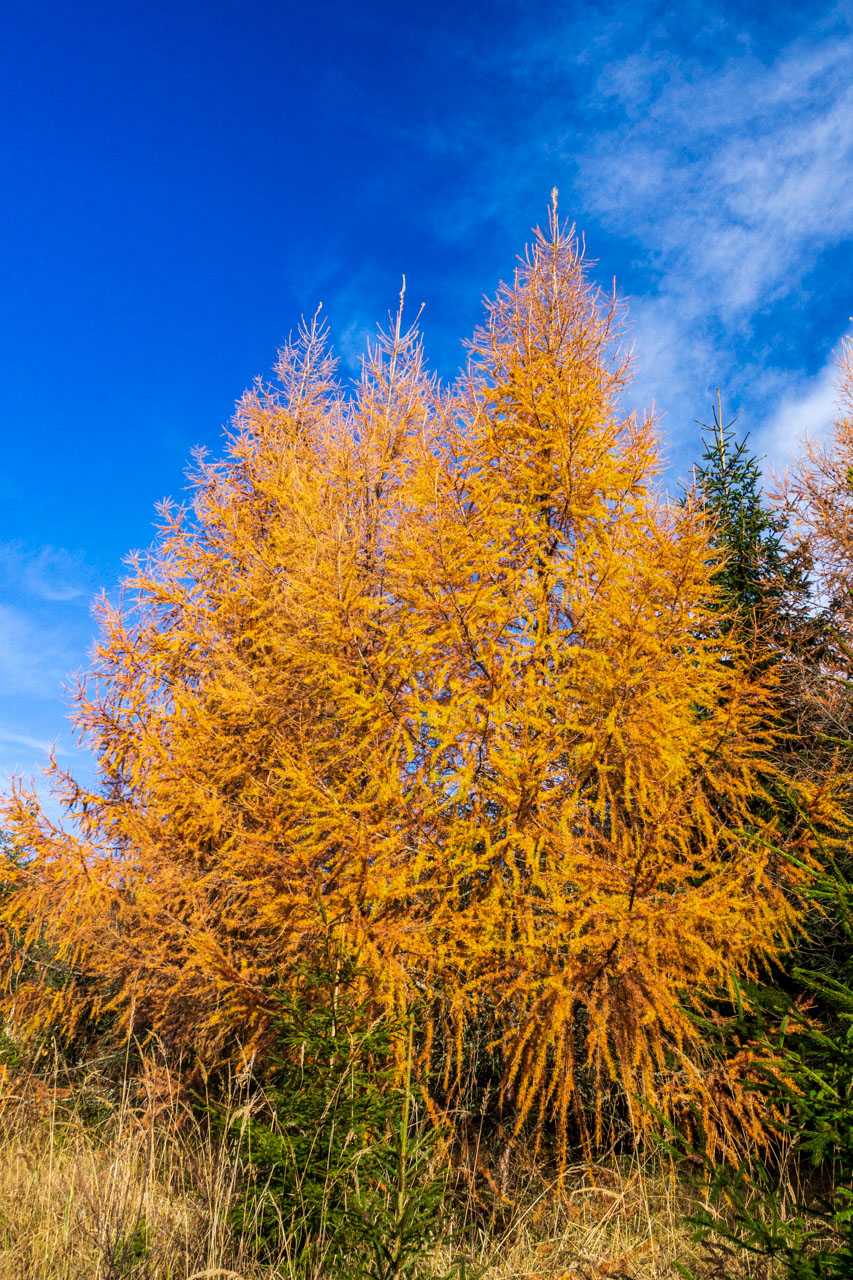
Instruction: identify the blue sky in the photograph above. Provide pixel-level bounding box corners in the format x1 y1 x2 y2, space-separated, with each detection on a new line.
3 0 853 800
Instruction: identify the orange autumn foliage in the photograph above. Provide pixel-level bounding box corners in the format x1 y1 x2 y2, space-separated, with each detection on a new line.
0 209 826 1149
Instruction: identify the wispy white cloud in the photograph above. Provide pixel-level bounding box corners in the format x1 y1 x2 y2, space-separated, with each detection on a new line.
0 541 95 603
0 603 82 700
566 28 853 470
410 6 853 472
337 316 381 374
755 345 849 467
579 35 853 319
0 722 71 757
0 541 97 795
271 255 411 378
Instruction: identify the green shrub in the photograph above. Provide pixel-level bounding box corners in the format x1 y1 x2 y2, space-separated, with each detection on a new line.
209 939 462 1279
662 854 853 1279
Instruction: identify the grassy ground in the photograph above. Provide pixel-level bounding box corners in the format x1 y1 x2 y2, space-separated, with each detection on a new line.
0 1055 771 1280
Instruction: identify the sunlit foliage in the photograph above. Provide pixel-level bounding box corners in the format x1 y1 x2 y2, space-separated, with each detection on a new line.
0 207 830 1152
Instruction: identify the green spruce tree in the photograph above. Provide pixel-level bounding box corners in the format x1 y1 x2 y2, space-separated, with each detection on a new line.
693 390 805 638
676 396 853 1280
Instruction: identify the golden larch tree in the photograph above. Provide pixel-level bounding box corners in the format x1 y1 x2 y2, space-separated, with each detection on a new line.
779 339 853 763
0 209 824 1150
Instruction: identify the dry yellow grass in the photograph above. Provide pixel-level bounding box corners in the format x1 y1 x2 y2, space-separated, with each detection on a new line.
0 1055 772 1280
0 1054 264 1280
449 1156 781 1280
